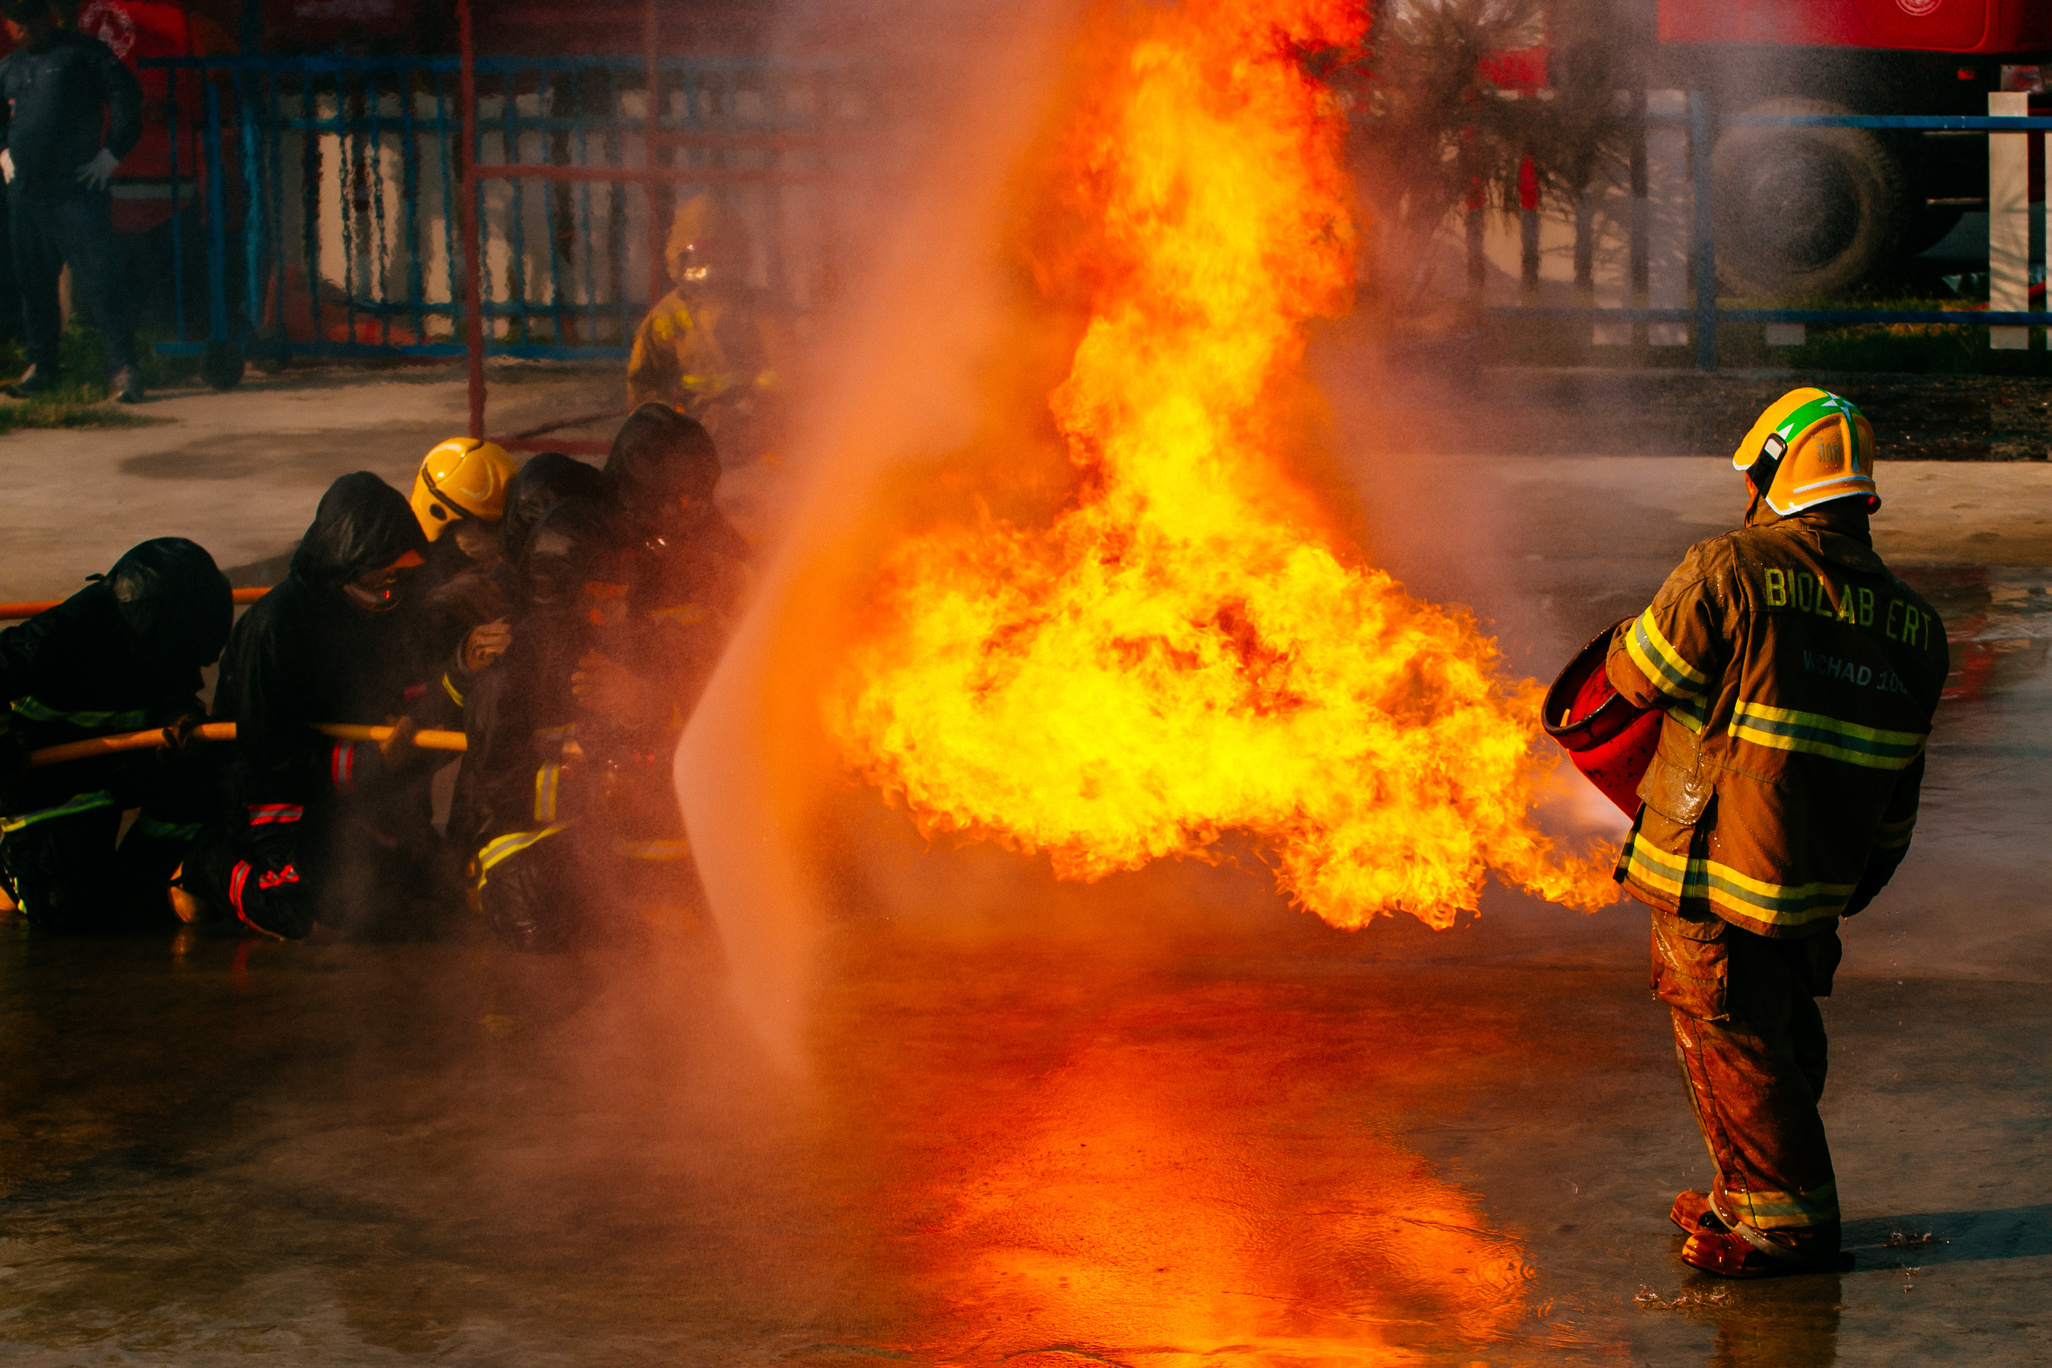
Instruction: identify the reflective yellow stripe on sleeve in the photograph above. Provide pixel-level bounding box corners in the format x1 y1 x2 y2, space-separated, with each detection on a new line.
0 789 118 834
1731 701 1926 770
1621 833 1856 929
1874 813 1918 851
442 672 465 708
12 697 151 730
1626 608 1710 700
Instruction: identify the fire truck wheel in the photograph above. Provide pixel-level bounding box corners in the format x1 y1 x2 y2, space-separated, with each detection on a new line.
200 341 246 392
1712 98 1909 300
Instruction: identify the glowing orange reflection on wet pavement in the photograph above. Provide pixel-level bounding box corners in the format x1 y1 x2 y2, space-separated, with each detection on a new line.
816 938 1537 1365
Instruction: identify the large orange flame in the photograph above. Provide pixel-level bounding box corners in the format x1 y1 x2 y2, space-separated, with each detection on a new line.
824 0 1614 929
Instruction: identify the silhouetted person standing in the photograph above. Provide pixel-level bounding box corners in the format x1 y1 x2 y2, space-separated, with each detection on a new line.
0 0 142 402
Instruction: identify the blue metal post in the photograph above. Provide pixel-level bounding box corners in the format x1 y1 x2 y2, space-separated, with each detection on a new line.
240 66 266 349
167 67 186 343
203 82 231 344
1690 91 1716 372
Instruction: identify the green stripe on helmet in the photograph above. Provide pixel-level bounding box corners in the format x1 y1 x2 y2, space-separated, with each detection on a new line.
1774 393 1863 458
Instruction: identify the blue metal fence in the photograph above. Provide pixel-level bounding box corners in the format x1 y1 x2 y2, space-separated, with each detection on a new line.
133 52 873 369
1485 103 2052 371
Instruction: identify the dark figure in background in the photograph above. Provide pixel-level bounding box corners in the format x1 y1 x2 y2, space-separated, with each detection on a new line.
0 0 143 403
625 193 788 461
190 472 434 940
1607 389 1947 1278
0 538 230 931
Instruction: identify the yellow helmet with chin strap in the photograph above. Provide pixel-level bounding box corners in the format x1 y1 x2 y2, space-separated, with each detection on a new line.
409 437 518 540
1732 388 1879 517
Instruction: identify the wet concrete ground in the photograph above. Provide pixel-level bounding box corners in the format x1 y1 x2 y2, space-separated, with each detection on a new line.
1 374 2048 1365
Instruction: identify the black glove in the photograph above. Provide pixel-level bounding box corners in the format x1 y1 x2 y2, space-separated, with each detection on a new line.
157 713 206 765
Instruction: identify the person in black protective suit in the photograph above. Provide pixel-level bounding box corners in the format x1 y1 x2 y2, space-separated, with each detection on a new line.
0 538 230 931
583 404 750 729
399 437 521 728
0 0 145 403
189 472 436 940
439 450 606 854
457 498 703 952
423 449 607 725
500 452 608 572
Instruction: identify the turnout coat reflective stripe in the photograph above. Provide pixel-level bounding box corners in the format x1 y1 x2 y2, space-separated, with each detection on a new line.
1605 505 1948 938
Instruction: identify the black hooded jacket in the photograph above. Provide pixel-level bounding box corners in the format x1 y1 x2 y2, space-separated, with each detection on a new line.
601 406 749 713
0 537 230 811
211 473 429 818
451 497 612 858
501 452 607 569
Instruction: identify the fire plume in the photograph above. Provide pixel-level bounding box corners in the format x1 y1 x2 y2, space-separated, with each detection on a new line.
825 0 1614 929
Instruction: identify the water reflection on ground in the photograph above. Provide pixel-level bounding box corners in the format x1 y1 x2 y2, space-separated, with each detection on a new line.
822 947 1536 1364
0 912 1566 1365
1 882 2042 1365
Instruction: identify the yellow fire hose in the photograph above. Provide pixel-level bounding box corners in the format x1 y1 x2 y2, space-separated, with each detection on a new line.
0 586 271 622
25 721 467 768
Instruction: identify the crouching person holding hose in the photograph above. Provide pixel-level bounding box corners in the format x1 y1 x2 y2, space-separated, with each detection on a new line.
1606 390 1947 1276
0 538 229 930
186 473 437 940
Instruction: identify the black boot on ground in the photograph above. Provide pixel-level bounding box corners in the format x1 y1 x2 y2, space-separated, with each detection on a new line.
6 364 61 398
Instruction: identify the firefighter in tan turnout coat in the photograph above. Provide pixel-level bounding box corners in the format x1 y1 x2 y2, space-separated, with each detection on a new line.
1605 388 1948 1278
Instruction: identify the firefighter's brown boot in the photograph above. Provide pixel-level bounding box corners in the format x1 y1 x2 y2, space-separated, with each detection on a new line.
1669 1190 1727 1238
1680 1223 1852 1278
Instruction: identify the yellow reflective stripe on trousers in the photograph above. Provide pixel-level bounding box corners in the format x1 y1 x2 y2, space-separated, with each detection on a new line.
533 763 561 823
475 824 565 886
1 789 118 834
1874 812 1918 850
1626 609 1709 700
1621 833 1855 928
1730 700 1925 770
1731 1178 1840 1230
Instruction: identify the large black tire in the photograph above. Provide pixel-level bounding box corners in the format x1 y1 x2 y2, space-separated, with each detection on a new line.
1713 98 1910 299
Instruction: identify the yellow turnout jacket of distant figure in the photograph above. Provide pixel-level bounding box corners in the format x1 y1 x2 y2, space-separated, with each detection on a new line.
625 286 776 417
1605 504 1948 938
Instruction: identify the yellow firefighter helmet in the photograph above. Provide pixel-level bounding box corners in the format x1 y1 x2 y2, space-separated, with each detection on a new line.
1732 388 1879 517
664 192 750 286
409 437 518 540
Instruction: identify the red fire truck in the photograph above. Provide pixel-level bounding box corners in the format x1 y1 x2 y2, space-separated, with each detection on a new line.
1636 0 2052 293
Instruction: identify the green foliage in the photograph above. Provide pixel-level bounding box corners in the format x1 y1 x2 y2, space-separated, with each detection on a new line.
0 319 169 431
